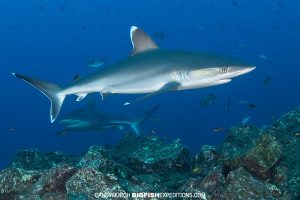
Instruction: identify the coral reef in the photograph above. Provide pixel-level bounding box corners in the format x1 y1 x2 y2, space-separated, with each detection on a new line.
1 107 300 199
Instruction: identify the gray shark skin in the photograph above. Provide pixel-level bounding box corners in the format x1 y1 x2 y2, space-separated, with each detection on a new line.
12 26 256 122
58 95 160 135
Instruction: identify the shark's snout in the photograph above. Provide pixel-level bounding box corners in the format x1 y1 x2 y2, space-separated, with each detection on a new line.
238 66 256 75
229 66 256 77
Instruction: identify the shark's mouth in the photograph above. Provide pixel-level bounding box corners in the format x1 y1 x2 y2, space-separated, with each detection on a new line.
218 79 232 84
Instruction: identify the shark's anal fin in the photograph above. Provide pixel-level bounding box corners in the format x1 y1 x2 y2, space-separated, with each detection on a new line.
76 93 88 101
130 26 158 56
124 81 180 105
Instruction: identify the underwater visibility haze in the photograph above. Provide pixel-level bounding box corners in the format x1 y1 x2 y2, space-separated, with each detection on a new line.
1 0 300 199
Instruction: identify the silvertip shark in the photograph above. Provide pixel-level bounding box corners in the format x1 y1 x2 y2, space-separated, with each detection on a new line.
12 26 256 123
58 95 160 135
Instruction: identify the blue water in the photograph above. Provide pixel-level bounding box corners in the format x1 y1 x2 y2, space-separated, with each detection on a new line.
1 0 299 169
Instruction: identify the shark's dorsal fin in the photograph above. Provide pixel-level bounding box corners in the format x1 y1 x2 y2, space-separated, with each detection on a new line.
130 26 158 56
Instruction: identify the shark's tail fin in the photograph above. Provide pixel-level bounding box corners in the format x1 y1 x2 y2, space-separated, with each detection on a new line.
130 104 160 135
12 73 65 123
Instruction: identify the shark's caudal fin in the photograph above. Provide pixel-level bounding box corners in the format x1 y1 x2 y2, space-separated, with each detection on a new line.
130 104 160 135
12 73 65 123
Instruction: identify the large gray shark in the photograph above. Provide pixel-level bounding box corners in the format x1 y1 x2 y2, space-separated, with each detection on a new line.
58 95 160 135
13 26 255 122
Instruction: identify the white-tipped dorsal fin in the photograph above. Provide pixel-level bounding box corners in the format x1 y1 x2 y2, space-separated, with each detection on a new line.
130 26 158 56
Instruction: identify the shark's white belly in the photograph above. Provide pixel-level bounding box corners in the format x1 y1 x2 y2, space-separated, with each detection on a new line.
61 73 172 95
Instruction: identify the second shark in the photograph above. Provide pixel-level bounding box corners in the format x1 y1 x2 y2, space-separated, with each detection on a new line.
58 95 160 135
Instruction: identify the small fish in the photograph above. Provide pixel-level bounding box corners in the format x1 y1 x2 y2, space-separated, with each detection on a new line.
293 132 300 137
72 74 80 82
263 72 272 86
195 25 205 30
270 25 279 30
81 25 87 31
232 1 240 7
239 100 248 104
242 116 251 124
192 167 200 173
224 98 231 112
248 103 257 108
56 130 68 136
259 54 268 60
239 100 256 108
59 6 65 12
87 59 105 68
37 5 46 10
9 128 15 132
213 127 224 132
200 93 218 107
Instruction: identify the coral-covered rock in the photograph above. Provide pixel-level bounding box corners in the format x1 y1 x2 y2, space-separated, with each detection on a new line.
77 146 108 169
79 145 134 181
266 107 300 199
221 126 282 180
66 167 126 199
111 134 190 174
191 145 221 177
222 167 282 200
0 168 41 199
28 165 77 197
12 149 78 170
221 126 262 158
178 165 225 199
119 173 161 193
2 106 300 199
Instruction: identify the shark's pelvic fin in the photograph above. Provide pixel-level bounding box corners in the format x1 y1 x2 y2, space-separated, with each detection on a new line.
124 81 180 105
130 26 158 56
12 73 65 123
76 93 88 101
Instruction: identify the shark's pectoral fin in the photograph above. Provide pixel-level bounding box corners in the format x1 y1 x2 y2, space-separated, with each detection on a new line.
76 93 88 101
130 26 159 56
124 81 180 105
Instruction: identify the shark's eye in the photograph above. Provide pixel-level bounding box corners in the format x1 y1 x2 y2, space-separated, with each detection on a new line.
220 68 228 74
